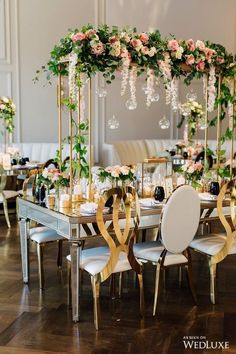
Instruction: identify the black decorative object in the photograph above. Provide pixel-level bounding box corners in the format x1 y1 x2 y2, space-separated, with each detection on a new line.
154 186 165 202
19 157 26 166
183 151 188 159
209 181 220 196
11 158 17 166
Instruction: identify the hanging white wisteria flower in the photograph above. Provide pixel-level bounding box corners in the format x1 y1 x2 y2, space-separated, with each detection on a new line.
68 52 78 102
128 65 137 109
228 80 234 130
78 74 86 121
146 68 155 107
158 53 172 105
120 57 130 96
170 77 179 111
207 66 216 112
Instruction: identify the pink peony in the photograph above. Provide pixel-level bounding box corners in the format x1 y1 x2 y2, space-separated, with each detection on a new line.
196 60 205 71
186 39 195 51
91 42 104 55
139 32 149 44
72 32 86 42
130 38 142 49
168 39 179 51
195 40 205 51
186 54 195 65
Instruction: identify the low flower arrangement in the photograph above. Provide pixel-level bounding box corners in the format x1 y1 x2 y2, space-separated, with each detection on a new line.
98 165 135 186
180 160 203 188
0 96 16 133
37 168 70 189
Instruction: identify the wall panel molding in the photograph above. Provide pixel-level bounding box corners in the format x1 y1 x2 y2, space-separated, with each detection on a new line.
0 0 11 64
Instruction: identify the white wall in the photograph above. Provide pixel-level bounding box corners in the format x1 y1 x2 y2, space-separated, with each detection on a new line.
0 0 236 162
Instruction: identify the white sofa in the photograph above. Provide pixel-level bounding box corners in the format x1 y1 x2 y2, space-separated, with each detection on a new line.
103 139 234 166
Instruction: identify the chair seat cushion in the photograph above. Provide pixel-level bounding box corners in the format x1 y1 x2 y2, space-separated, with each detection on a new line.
0 190 19 202
30 226 64 243
67 246 132 276
190 234 236 256
133 240 188 266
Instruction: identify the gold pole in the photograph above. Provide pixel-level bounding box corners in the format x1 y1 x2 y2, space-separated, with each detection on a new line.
88 78 92 200
69 107 73 197
216 73 222 175
58 72 62 161
77 86 81 179
231 77 236 178
204 74 208 171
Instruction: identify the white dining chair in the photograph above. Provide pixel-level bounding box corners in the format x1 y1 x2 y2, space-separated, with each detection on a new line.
67 186 144 330
0 166 19 228
134 184 200 316
190 179 236 304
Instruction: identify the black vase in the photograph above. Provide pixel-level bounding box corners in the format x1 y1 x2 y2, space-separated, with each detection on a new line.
154 186 165 202
209 181 220 196
35 185 46 204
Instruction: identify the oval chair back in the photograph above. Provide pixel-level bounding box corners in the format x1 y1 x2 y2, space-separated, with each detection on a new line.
0 166 7 193
161 185 200 254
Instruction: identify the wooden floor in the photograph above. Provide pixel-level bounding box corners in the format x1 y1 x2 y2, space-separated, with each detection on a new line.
0 215 236 354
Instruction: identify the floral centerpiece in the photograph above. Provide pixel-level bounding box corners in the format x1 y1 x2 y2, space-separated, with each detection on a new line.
177 100 204 143
180 160 203 188
0 96 16 134
37 168 70 190
98 165 135 187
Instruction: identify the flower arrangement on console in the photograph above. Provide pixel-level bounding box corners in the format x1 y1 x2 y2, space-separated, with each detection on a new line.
180 160 203 188
0 96 16 133
177 100 204 143
37 168 70 190
98 165 135 186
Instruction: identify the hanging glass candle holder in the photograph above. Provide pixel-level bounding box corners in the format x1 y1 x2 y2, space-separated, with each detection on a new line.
159 116 170 129
198 116 207 130
151 92 160 102
108 115 119 130
96 87 107 98
125 98 137 110
186 90 197 102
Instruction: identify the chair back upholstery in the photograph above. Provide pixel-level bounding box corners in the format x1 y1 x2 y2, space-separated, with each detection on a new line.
212 179 236 263
96 186 141 282
161 185 200 253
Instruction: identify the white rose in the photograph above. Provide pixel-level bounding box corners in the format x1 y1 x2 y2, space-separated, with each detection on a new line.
0 104 6 110
111 170 119 178
175 46 184 59
120 166 129 175
148 47 157 57
188 166 195 174
1 97 9 103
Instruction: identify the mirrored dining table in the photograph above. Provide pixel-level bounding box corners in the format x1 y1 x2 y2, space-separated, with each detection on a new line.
17 194 226 322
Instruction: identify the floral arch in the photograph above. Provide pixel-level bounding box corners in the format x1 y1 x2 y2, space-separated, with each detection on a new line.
37 24 236 180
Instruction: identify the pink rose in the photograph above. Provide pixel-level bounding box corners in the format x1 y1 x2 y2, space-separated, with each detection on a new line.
187 39 195 51
91 42 104 55
139 32 149 44
141 46 149 55
204 48 215 62
72 32 86 42
186 54 195 65
196 60 205 71
120 48 128 58
168 39 179 51
130 38 142 49
195 40 205 51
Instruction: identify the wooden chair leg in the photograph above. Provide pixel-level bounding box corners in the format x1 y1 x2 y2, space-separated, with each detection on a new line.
3 199 11 228
118 272 123 298
153 263 161 316
57 240 63 268
185 264 198 305
178 266 182 286
209 260 217 304
137 272 145 316
109 273 116 299
37 243 45 290
91 275 101 331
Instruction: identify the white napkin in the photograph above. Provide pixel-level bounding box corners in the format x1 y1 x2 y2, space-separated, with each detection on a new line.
198 192 218 201
139 198 161 208
80 202 109 215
